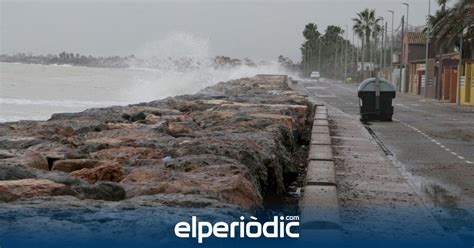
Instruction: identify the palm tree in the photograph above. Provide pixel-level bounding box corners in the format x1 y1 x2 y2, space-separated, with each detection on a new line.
353 21 365 74
372 22 383 71
428 0 473 52
353 9 382 75
301 23 321 76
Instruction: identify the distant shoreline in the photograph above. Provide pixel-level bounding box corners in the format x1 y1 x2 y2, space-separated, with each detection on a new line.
0 61 129 69
0 61 128 70
1 53 285 70
0 53 130 69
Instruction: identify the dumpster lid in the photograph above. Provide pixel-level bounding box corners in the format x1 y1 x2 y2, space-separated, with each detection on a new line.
358 78 396 92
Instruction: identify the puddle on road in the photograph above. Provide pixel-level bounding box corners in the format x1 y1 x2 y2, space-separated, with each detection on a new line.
388 153 474 244
424 183 474 245
362 122 474 243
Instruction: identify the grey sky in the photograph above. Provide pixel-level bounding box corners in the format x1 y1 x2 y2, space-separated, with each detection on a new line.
1 0 433 61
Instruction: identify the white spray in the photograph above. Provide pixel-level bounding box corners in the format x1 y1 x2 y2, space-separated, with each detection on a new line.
125 32 292 103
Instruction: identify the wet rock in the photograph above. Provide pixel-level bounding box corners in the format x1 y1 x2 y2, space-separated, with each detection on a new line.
49 106 128 123
0 136 45 149
23 153 49 170
0 150 15 159
70 163 125 183
0 164 36 180
25 141 80 161
122 163 262 208
122 193 240 209
122 111 147 122
38 170 84 186
72 182 126 201
83 137 121 147
150 121 169 133
167 122 194 137
91 147 163 165
0 179 67 202
249 113 295 129
0 75 312 209
82 124 164 147
162 156 174 167
51 159 99 173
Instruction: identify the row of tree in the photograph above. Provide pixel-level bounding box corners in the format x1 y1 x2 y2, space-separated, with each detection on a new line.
296 0 473 80
299 24 353 79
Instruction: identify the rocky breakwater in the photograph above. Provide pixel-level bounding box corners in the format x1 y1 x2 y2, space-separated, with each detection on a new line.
0 75 313 242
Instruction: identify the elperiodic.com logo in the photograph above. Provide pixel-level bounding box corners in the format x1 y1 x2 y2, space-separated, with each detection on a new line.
174 216 300 243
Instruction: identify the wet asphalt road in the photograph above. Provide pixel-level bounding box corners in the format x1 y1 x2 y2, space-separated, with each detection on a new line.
302 79 474 207
301 79 474 239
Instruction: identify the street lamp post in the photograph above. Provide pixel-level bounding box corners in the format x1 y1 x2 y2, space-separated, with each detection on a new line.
402 2 409 93
344 25 348 81
424 0 431 98
378 16 385 77
388 10 395 81
399 15 405 92
403 3 409 32
384 21 388 71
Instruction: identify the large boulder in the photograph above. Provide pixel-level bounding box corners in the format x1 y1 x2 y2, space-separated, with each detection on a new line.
0 164 36 180
122 163 263 208
70 163 125 183
22 153 49 170
51 159 99 173
72 182 126 201
0 179 68 202
91 147 164 165
0 136 45 150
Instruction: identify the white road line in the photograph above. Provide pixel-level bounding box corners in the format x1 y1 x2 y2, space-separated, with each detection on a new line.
396 119 471 164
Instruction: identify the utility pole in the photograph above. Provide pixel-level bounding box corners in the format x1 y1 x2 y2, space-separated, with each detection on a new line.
388 10 395 81
344 25 348 82
341 38 344 77
305 47 309 77
352 26 355 77
335 38 339 78
399 16 405 92
356 34 360 78
424 0 431 98
307 47 311 77
457 30 464 106
318 39 321 71
341 38 344 78
384 21 388 71
304 50 307 76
